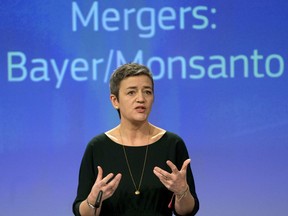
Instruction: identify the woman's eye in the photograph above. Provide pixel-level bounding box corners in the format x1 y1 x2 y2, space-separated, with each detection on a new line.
145 90 152 95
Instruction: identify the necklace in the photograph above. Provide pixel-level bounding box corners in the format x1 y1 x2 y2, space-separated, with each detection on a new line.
120 127 150 195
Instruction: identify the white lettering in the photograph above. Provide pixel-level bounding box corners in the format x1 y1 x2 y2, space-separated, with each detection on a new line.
72 2 98 31
71 2 211 38
189 56 205 79
8 51 27 81
30 59 50 82
251 49 264 78
71 58 89 81
102 8 120 31
208 56 228 79
266 54 284 78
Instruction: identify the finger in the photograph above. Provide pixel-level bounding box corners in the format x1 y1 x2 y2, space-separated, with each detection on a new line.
102 172 115 185
180 159 191 172
153 167 170 181
153 167 162 178
110 173 122 188
153 166 165 175
153 167 164 179
154 167 169 177
166 160 179 174
96 166 103 182
103 173 122 198
153 169 168 185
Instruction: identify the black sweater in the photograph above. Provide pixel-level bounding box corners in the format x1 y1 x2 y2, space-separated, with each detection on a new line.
73 132 199 216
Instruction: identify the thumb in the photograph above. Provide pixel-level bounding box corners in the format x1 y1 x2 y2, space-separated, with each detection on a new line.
181 159 191 172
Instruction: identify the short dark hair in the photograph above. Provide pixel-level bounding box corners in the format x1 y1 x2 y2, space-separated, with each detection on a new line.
109 63 154 100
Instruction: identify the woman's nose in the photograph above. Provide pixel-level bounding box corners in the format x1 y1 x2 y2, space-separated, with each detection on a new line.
136 92 145 102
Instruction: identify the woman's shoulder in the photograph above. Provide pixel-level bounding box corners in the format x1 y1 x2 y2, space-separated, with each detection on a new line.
150 125 184 144
150 124 166 144
153 129 183 140
104 126 121 144
87 133 116 148
164 131 184 140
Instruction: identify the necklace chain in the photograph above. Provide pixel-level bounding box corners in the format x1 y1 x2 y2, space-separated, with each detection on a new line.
120 126 150 195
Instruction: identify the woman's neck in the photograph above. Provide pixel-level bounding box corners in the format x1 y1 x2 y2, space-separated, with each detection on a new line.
118 122 151 146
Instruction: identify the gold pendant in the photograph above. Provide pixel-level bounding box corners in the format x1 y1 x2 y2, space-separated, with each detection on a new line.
135 190 140 195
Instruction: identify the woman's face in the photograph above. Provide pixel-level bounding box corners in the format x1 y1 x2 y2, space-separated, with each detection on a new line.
112 75 154 123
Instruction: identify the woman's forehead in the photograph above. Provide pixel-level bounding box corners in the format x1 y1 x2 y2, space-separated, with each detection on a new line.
120 75 153 88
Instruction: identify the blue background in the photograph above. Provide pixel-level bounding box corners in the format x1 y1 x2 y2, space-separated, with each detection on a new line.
0 1 287 215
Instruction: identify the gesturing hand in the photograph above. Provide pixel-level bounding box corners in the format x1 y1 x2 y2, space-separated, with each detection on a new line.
89 166 122 203
153 159 191 194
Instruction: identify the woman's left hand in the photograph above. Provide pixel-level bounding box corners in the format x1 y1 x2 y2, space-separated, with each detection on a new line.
153 159 191 193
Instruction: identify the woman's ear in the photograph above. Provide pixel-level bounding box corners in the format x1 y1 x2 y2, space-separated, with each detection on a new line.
110 94 119 109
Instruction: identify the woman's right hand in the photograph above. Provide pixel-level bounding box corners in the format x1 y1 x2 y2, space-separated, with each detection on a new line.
88 166 122 204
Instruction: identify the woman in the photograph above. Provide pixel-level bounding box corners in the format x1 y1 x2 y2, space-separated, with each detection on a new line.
73 63 199 216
